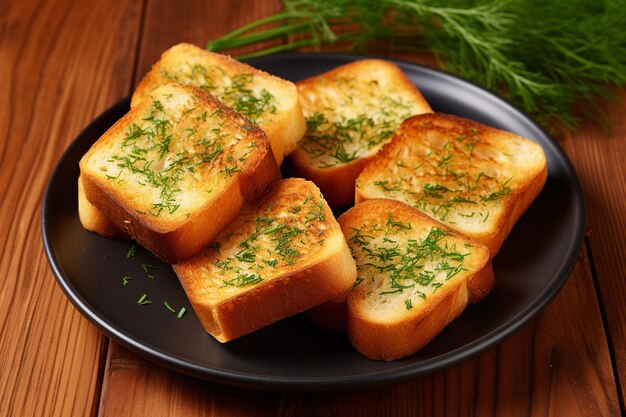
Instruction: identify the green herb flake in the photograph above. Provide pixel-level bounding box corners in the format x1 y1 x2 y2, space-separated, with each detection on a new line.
164 300 176 313
141 263 164 274
126 245 137 258
137 294 152 305
222 273 264 287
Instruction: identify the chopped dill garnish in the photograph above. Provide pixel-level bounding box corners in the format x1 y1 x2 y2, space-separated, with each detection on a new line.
107 94 230 218
141 263 163 274
374 180 401 192
297 81 414 168
480 187 512 202
350 224 470 299
126 244 137 258
164 300 176 313
222 273 263 287
137 294 152 305
386 214 412 232
212 194 329 283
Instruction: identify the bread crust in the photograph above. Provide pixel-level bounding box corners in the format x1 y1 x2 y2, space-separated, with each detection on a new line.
350 257 495 360
80 84 280 263
339 199 493 361
173 178 357 342
285 153 373 209
348 272 469 361
177 235 355 342
288 59 432 208
356 113 548 256
77 175 128 239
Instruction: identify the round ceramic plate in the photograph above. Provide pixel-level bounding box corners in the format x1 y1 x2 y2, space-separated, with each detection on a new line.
42 53 584 392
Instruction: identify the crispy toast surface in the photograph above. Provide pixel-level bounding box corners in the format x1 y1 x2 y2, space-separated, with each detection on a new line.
132 43 305 165
339 199 493 361
80 83 280 262
356 113 547 255
173 178 357 342
287 59 432 207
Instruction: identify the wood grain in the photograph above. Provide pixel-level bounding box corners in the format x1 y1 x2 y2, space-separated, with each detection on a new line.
559 94 626 406
132 0 283 86
0 0 143 415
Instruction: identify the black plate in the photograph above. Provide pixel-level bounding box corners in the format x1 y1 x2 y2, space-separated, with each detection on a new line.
42 53 584 392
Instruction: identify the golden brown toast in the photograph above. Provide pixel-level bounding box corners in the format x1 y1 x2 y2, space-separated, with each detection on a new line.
132 43 305 165
356 113 547 255
339 199 493 361
287 59 432 207
79 44 304 238
80 83 280 262
173 178 357 342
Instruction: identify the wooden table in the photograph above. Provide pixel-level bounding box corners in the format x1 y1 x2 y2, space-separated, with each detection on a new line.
2 0 625 415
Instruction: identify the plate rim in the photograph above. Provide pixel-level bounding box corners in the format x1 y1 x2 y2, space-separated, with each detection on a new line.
41 52 585 391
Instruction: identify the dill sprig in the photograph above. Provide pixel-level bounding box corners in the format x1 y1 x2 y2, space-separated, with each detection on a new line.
207 0 626 132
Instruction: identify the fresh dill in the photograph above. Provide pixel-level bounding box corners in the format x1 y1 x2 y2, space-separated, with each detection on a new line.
222 273 264 287
207 0 626 132
137 294 152 305
140 263 163 274
163 300 176 313
126 244 137 258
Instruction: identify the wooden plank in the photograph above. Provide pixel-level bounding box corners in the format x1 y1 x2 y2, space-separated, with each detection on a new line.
99 342 278 417
0 0 143 415
559 94 626 408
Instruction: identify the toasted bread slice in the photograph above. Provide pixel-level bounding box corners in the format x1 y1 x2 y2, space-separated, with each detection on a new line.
356 113 547 256
286 59 432 208
80 83 280 263
173 178 357 342
131 43 305 165
339 199 493 361
77 175 128 239
78 43 304 237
